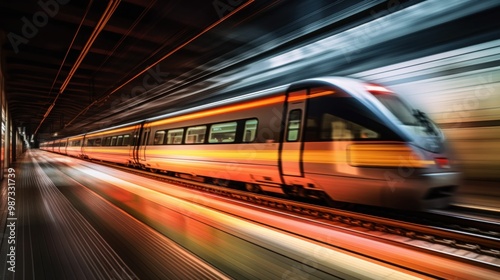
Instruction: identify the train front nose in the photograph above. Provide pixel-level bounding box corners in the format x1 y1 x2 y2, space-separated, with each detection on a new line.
381 146 461 210
419 171 461 209
380 171 461 210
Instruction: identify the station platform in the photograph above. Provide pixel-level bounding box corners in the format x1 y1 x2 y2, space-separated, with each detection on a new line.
0 150 229 280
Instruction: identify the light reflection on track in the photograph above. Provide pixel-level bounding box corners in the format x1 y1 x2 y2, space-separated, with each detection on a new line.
29 149 440 279
30 149 500 279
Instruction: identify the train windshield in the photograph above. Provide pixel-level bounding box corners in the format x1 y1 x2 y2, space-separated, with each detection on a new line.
372 93 444 152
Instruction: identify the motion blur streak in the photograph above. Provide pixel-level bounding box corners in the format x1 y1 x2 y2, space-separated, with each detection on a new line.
353 39 500 179
215 0 499 93
86 125 138 138
136 0 498 181
288 90 335 102
72 163 430 280
149 95 285 127
347 144 432 168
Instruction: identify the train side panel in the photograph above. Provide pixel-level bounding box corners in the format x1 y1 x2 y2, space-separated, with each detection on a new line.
82 125 138 165
66 136 84 157
300 141 460 209
83 146 131 165
142 90 286 192
144 143 282 189
54 139 61 153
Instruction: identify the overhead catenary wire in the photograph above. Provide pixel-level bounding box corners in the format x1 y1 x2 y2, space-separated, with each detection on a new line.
64 0 255 129
34 0 121 136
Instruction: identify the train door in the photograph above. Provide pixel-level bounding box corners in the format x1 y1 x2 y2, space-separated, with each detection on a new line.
130 123 144 166
139 125 150 161
280 89 307 177
81 135 87 158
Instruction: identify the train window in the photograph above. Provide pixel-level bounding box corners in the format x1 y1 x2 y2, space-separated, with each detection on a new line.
185 126 206 144
306 93 398 141
131 133 139 146
87 138 100 146
105 138 110 146
287 109 302 142
116 135 124 146
154 130 166 145
166 129 184 144
110 136 117 146
321 114 379 140
209 122 237 143
243 119 258 142
123 135 131 146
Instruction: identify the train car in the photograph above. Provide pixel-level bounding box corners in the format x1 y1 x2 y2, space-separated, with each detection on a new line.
66 135 85 157
52 138 62 154
41 77 460 210
135 77 460 210
59 138 67 154
81 123 140 165
41 140 55 152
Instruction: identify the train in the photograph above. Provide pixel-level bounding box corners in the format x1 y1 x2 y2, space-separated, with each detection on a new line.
40 77 461 210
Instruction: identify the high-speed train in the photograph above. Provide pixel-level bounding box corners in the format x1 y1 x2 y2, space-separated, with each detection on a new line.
40 77 460 210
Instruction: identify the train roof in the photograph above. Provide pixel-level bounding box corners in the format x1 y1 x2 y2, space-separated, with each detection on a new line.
44 76 380 141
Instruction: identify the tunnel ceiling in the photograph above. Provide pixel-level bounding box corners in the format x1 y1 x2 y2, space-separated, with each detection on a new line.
0 0 416 141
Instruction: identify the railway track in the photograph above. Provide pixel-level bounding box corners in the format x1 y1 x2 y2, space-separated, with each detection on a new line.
350 205 500 241
80 158 500 265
